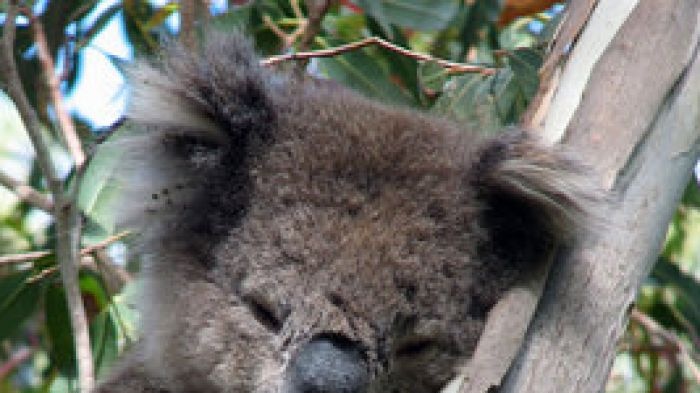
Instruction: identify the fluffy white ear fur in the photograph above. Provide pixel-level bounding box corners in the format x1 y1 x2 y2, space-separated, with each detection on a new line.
493 153 602 239
126 62 225 143
102 128 204 238
474 132 604 243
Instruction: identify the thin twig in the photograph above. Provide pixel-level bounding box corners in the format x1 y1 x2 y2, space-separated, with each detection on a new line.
94 248 132 293
0 3 61 195
30 12 86 169
631 309 700 384
0 347 34 379
261 36 496 75
180 0 197 51
290 0 304 19
0 231 132 266
27 248 132 289
297 0 331 52
0 170 53 212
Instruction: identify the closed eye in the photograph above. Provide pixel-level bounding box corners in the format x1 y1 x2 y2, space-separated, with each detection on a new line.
393 338 438 358
243 295 284 333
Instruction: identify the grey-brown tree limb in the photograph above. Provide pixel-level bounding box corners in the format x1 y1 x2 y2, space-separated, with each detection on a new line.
497 0 700 392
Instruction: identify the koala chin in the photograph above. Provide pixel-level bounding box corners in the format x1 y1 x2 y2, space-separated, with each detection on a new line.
94 32 599 393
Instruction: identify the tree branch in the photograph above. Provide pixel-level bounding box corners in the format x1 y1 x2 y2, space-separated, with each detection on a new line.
0 170 53 212
0 2 61 195
500 1 700 391
261 36 496 75
1 5 93 390
297 0 332 51
30 11 85 169
0 347 34 380
0 231 131 266
631 309 700 384
180 0 197 50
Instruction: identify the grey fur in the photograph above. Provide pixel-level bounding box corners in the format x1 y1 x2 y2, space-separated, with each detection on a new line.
94 32 601 393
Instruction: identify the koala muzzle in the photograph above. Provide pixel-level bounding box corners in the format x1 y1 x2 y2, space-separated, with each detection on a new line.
286 334 369 393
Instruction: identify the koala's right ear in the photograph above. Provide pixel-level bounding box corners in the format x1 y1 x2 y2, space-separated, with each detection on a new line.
126 31 275 148
107 32 277 236
471 130 602 267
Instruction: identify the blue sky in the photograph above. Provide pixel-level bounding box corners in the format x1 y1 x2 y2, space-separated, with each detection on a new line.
64 0 229 128
64 0 132 128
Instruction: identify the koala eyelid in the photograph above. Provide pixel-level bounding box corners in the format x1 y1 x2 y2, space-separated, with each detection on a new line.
243 295 285 333
393 338 438 358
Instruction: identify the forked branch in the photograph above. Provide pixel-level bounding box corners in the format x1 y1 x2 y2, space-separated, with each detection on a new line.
261 36 496 75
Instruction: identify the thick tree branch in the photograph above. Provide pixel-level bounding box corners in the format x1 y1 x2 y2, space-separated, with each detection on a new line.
54 204 94 392
500 1 700 392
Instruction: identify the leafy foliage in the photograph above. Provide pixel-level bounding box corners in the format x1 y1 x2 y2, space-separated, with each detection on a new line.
0 1 698 392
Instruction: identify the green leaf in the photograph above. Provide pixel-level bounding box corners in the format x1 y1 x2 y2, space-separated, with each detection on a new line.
45 271 120 380
380 0 458 31
418 60 449 95
45 284 77 377
91 309 119 377
0 269 43 341
80 270 111 311
458 0 504 55
431 73 501 133
365 19 419 101
357 0 457 32
507 48 543 99
681 178 700 208
110 280 142 344
78 127 131 241
317 40 414 106
355 0 392 38
491 67 517 121
651 259 700 332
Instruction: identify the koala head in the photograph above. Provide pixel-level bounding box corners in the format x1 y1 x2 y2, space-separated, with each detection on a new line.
100 32 598 393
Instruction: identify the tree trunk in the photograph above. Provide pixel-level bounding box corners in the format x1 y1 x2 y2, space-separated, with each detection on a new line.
500 0 700 392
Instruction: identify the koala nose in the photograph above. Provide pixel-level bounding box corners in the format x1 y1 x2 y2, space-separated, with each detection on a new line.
287 334 369 393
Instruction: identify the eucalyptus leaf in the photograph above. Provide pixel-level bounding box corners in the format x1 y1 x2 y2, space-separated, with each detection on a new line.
432 73 502 132
418 60 449 95
317 43 414 105
0 270 43 341
355 0 392 38
91 309 119 377
381 0 458 31
46 284 77 377
78 125 131 243
507 48 543 99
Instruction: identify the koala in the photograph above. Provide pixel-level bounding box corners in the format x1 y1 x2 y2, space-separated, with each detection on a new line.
94 32 598 393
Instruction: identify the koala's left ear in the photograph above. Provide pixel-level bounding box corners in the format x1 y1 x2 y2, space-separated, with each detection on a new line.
471 130 602 264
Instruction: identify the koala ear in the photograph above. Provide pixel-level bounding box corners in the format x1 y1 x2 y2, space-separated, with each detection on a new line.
471 130 602 265
108 32 277 239
126 31 275 147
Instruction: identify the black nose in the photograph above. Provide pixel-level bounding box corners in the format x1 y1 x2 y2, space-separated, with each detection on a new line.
287 334 369 393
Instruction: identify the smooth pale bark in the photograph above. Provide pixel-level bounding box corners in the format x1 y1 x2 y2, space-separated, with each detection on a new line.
499 1 700 392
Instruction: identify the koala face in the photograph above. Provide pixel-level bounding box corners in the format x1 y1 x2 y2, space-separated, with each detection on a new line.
96 33 597 393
